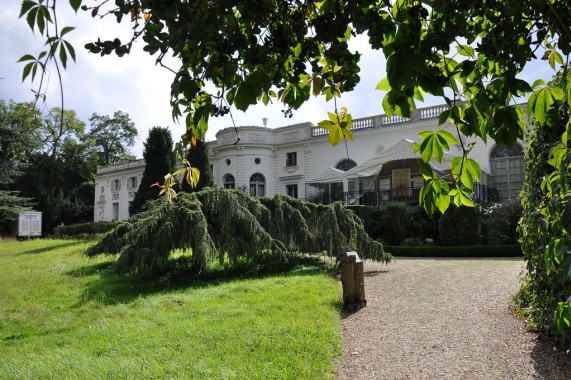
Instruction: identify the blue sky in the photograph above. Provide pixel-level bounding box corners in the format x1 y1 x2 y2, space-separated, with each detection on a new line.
0 1 557 157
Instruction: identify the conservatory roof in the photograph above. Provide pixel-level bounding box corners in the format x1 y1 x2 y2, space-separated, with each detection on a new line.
306 167 346 184
344 139 453 178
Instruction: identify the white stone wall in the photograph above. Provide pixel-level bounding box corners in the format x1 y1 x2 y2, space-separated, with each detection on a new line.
93 160 145 222
209 105 509 200
96 104 526 220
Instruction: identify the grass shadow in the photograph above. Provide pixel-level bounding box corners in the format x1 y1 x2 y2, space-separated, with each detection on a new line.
70 254 334 307
17 240 84 255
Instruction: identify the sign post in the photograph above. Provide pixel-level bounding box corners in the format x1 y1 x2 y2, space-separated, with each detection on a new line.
18 212 42 238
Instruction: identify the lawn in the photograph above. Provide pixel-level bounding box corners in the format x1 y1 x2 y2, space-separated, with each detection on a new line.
0 239 342 379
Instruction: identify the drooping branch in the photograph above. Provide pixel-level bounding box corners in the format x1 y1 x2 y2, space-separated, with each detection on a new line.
86 188 391 276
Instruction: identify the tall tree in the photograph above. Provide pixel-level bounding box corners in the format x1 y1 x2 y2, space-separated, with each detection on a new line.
129 127 176 215
88 110 137 166
0 100 41 234
10 105 98 234
0 100 41 183
181 139 213 192
40 107 85 157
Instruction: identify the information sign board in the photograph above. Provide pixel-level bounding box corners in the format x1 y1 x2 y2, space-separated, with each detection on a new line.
18 212 42 237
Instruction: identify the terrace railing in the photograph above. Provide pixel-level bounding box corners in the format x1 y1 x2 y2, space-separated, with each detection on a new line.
304 183 494 206
311 104 450 137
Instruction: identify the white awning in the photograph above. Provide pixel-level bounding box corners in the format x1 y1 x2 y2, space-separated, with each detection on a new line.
306 167 345 184
344 139 453 178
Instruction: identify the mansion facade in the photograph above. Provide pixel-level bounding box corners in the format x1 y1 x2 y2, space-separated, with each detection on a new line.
94 104 524 222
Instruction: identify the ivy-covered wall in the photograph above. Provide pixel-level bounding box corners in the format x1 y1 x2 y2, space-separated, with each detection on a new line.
514 100 571 349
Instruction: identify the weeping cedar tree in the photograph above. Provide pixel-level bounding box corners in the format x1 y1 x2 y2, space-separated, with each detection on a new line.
181 138 213 192
129 127 176 216
87 188 392 276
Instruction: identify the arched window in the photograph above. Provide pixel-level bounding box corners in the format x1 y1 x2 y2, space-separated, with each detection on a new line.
249 173 265 196
335 159 357 171
224 174 235 189
490 144 524 201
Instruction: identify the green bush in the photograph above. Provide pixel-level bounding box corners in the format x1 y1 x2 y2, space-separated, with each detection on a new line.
53 221 120 237
384 244 522 257
351 202 521 248
482 202 522 244
406 205 440 244
439 205 480 246
350 202 440 245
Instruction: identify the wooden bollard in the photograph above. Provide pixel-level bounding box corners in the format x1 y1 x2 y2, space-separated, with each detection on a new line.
340 250 366 309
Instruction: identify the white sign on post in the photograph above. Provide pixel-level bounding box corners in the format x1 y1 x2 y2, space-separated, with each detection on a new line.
18 212 42 237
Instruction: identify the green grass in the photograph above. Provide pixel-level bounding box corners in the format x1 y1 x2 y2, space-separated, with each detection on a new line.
0 239 342 379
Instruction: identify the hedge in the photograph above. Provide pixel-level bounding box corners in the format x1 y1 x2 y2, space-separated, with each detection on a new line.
383 244 522 257
52 221 120 237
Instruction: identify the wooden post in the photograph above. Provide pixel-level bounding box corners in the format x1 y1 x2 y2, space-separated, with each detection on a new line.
338 248 366 309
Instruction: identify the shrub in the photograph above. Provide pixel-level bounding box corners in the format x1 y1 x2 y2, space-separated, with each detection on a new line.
481 202 522 244
406 205 440 243
439 205 480 246
384 244 522 257
53 221 119 237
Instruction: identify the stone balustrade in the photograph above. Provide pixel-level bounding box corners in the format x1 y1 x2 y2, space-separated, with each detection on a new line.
312 104 449 137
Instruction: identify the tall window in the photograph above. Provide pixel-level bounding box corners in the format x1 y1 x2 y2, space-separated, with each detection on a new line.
127 176 137 189
112 203 119 221
224 174 235 189
336 159 357 171
286 184 298 198
111 179 121 191
250 173 265 196
490 144 524 201
286 152 297 167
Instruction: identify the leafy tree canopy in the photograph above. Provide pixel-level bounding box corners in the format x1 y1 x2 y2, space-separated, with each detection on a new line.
87 110 138 166
0 100 42 184
18 0 571 210
0 100 40 233
40 107 86 157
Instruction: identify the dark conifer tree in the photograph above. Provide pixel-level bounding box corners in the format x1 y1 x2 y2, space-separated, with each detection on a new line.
129 127 175 215
181 139 213 192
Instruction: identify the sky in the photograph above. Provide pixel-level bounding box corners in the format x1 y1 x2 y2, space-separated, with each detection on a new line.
0 1 557 158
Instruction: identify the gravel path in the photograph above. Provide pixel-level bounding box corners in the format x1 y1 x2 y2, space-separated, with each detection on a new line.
335 258 571 379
